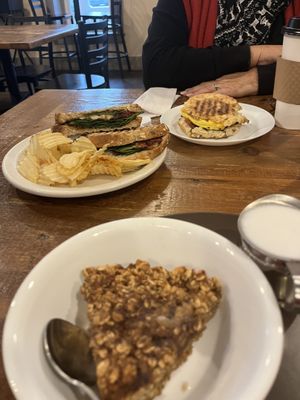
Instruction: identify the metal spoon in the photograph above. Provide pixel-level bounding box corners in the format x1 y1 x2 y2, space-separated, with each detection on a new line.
43 318 99 400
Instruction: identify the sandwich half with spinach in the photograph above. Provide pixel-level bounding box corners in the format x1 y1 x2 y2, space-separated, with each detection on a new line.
53 104 144 135
86 123 170 160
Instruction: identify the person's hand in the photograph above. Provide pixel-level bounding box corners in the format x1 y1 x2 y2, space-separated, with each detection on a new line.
180 68 258 98
250 45 282 67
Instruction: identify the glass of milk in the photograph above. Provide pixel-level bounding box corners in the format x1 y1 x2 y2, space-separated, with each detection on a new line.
238 194 300 311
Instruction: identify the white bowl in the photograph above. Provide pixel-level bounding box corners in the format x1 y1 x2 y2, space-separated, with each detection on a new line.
2 217 283 400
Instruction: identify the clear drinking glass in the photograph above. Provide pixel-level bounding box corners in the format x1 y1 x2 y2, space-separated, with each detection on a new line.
238 194 300 311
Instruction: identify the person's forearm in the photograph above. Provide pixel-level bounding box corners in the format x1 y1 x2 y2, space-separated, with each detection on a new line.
250 45 282 66
143 44 251 90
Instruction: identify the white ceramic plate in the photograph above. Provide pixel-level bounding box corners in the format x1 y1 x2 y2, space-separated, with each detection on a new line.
160 104 275 146
1 137 166 198
2 217 283 400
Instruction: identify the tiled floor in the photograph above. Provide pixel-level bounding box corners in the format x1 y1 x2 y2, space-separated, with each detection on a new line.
0 70 144 115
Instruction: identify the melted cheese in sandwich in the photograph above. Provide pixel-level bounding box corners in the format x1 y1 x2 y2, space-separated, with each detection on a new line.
181 111 225 131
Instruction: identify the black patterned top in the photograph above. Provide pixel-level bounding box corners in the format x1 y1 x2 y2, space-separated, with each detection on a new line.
215 0 290 46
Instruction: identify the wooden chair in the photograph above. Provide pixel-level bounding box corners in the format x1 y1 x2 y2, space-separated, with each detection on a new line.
14 46 55 94
28 0 78 71
75 0 131 78
38 19 109 90
109 0 131 78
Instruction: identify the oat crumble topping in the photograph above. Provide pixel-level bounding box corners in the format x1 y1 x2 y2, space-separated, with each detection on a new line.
81 259 222 400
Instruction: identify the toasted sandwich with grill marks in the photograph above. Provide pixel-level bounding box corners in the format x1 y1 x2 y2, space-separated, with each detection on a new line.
178 93 248 139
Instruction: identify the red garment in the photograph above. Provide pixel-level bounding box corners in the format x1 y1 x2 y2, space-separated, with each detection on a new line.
183 0 300 48
285 0 300 22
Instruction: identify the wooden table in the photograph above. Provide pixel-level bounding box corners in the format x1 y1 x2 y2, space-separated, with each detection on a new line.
0 89 300 400
0 24 78 103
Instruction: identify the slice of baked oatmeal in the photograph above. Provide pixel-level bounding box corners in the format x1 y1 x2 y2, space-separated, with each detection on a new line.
81 259 222 400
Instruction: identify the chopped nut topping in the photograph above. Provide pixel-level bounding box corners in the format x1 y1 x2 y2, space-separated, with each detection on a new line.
81 260 222 400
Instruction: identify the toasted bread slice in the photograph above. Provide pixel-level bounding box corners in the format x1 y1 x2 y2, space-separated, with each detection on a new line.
55 104 143 125
110 132 170 160
181 93 248 125
53 118 142 136
81 260 222 400
87 123 169 149
178 117 240 139
53 104 143 135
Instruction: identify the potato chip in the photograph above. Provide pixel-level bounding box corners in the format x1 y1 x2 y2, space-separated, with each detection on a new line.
58 151 89 170
90 162 122 177
57 151 92 174
38 131 72 149
40 163 69 184
37 175 54 186
119 158 151 173
58 143 72 155
27 133 60 164
75 167 90 183
71 137 97 153
66 164 91 183
91 154 123 177
18 152 40 183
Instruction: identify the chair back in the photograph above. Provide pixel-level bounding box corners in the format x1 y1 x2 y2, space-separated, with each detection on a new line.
78 19 109 88
73 0 81 23
111 0 122 26
74 0 123 28
28 0 47 18
7 14 49 25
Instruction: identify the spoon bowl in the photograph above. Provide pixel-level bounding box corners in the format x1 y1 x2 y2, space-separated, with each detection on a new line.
43 318 99 400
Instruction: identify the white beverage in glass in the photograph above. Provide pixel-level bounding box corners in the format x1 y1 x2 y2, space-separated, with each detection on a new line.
239 204 300 260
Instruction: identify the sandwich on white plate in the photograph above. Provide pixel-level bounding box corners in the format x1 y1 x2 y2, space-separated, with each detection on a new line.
178 93 249 139
53 104 170 161
17 104 170 187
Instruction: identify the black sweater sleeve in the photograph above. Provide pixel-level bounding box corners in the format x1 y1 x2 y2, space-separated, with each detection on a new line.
257 63 277 95
142 0 251 91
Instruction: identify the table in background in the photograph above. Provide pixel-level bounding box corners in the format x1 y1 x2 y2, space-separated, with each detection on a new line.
0 89 299 400
0 24 78 103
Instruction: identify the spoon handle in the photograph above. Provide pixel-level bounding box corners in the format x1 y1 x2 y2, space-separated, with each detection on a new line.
74 381 99 400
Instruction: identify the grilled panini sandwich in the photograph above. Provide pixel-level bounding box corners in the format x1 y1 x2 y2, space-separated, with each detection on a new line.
54 104 144 135
178 93 248 139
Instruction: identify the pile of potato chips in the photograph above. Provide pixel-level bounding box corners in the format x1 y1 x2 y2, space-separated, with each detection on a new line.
17 129 150 186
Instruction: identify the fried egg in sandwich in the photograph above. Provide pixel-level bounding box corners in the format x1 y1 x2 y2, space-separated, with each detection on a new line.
178 93 248 139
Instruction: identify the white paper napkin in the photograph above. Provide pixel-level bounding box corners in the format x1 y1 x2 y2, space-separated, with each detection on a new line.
134 87 177 119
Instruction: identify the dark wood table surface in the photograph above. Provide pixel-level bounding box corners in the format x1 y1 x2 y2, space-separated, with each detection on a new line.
0 89 299 399
0 24 78 104
0 24 78 50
